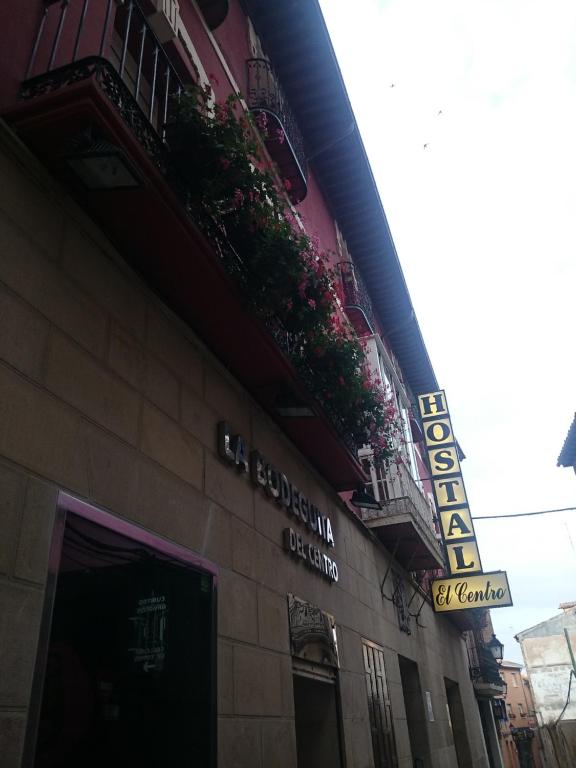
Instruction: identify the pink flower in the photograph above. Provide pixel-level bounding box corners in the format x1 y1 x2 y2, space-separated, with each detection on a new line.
276 128 285 144
233 188 244 208
298 279 308 299
215 104 228 123
283 178 292 191
255 111 268 132
208 72 220 86
220 157 231 170
307 298 316 309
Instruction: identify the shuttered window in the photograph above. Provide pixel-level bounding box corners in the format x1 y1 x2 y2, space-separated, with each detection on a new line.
362 639 398 768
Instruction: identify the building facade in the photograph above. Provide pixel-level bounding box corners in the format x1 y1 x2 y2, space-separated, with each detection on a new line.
516 605 576 768
0 1 493 766
496 661 542 768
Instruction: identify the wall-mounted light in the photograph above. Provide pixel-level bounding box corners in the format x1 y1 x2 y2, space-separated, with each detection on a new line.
275 389 315 418
350 485 381 511
63 128 140 190
487 633 504 663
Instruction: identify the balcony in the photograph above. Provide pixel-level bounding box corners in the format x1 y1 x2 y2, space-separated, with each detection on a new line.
469 644 506 698
21 0 187 138
338 261 375 336
360 460 444 570
246 58 307 204
4 0 366 491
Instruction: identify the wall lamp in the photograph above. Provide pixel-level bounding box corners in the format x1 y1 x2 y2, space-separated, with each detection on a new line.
63 128 140 190
350 485 381 511
487 633 504 663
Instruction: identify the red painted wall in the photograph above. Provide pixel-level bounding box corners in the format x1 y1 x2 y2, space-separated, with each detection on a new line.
0 2 43 110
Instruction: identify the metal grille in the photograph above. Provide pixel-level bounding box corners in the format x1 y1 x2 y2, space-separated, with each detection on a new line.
24 0 184 137
246 57 307 179
338 261 376 333
362 640 398 768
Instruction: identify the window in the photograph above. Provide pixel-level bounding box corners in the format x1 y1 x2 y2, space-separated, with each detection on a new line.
518 703 525 716
363 640 398 768
512 673 518 687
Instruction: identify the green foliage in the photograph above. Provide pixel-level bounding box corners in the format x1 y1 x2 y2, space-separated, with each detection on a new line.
167 84 402 460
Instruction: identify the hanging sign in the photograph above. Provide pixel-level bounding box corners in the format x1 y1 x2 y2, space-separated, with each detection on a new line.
417 391 511 611
430 571 513 612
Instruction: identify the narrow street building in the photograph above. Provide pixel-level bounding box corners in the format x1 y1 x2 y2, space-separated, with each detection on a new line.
496 661 542 768
516 605 576 767
0 1 500 766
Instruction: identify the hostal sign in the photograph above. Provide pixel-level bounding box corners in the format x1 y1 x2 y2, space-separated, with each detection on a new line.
218 422 339 583
418 391 512 613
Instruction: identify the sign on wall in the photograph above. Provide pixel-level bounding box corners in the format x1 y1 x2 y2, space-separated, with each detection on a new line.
217 422 339 583
418 391 512 612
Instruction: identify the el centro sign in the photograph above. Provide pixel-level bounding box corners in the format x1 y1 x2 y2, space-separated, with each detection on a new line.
430 571 512 612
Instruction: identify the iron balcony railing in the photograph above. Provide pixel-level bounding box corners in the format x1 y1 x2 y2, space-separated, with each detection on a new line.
246 58 307 183
468 641 505 689
19 1 363 462
338 261 376 335
359 459 440 556
379 461 435 531
24 0 185 141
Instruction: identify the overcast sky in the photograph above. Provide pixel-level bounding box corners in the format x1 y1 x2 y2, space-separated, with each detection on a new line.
320 0 576 663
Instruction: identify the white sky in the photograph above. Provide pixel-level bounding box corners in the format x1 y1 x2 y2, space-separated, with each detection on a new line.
320 0 576 664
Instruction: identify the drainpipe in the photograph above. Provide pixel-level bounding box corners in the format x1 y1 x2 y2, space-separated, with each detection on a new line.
564 628 576 674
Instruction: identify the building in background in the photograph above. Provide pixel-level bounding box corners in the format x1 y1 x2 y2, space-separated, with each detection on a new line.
496 661 542 768
462 614 507 768
0 1 498 766
557 414 576 474
516 605 576 768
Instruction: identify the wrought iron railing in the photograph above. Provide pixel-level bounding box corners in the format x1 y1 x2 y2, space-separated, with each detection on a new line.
24 0 185 141
338 261 376 334
360 460 440 554
381 461 435 529
246 58 307 181
468 639 505 688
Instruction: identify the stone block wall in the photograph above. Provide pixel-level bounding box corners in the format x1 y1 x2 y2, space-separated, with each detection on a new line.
0 123 488 768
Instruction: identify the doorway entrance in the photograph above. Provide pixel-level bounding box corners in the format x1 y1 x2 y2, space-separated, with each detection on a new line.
445 678 473 768
26 495 217 768
399 655 431 768
293 673 344 768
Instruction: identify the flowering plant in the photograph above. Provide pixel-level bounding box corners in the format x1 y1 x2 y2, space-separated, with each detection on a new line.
167 84 402 460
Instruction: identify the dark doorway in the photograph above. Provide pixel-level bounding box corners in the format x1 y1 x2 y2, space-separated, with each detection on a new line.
293 674 343 768
30 506 216 768
445 678 473 768
399 656 431 768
